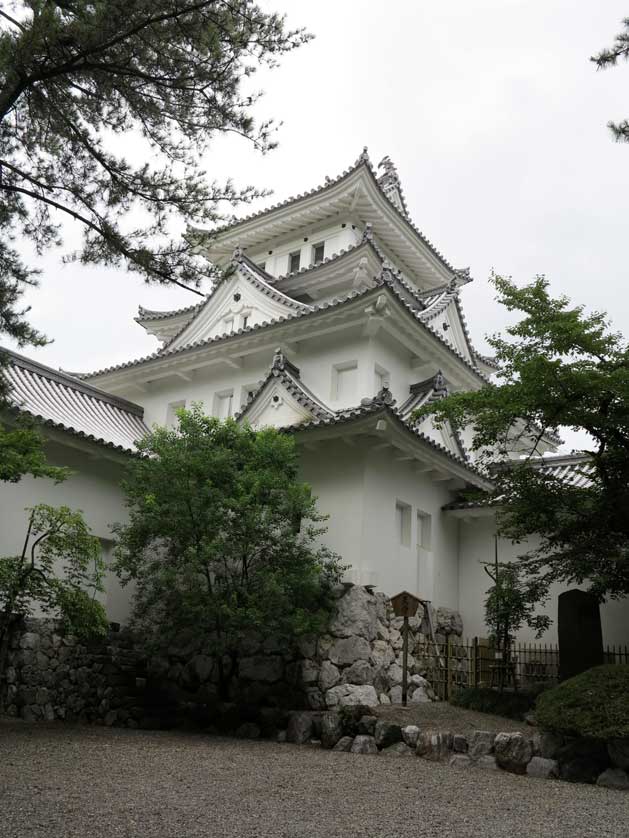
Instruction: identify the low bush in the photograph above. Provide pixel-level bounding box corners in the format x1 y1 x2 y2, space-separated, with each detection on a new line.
450 687 535 720
535 665 629 739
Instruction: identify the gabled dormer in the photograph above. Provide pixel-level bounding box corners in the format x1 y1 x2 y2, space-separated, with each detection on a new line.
166 252 310 353
237 349 333 429
399 371 468 461
418 282 476 365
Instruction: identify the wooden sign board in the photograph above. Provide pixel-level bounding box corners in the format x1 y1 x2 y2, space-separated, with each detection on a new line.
390 590 421 618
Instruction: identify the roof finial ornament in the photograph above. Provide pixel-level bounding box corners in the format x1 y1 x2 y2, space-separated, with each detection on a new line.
377 156 401 190
375 384 395 407
361 223 373 244
358 146 371 165
271 346 285 372
434 370 447 393
232 244 244 263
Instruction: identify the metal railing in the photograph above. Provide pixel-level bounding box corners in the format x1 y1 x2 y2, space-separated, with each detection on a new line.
414 636 629 701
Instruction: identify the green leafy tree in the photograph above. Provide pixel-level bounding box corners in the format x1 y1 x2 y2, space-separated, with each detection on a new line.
113 406 344 699
416 273 629 599
0 503 108 695
592 16 629 142
0 0 310 395
483 545 550 689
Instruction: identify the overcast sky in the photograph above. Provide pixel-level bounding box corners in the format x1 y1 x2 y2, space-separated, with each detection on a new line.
8 1 629 450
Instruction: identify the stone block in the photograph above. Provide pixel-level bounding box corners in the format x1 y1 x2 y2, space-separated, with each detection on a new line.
401 725 421 749
300 659 319 686
239 655 284 683
468 730 496 759
321 712 344 749
327 637 371 667
416 731 453 761
494 732 533 775
325 684 378 708
526 757 558 779
318 661 340 692
382 742 413 756
453 734 468 753
597 768 629 790
329 585 378 641
449 754 473 769
305 688 325 710
477 755 499 770
287 711 315 744
342 660 375 686
350 735 378 754
357 715 377 736
374 720 402 749
332 736 354 752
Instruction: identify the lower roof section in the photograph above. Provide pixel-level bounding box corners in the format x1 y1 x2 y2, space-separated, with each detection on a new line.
2 348 149 455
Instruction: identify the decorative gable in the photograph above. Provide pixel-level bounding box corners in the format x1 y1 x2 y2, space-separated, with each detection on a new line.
167 255 309 352
238 349 333 430
419 287 475 365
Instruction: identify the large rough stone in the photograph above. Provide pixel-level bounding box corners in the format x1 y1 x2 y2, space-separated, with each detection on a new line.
453 735 468 753
434 608 463 637
557 739 610 784
533 731 564 760
320 712 344 749
325 684 378 708
19 632 40 650
287 711 315 744
318 661 341 692
468 730 496 759
416 731 453 762
494 733 533 775
329 585 378 641
305 688 325 710
189 655 213 684
597 768 629 790
328 637 371 667
370 641 395 669
350 735 378 754
389 686 402 704
387 664 403 686
608 738 629 771
300 659 320 686
332 736 354 752
477 755 499 770
401 725 421 749
527 757 559 779
374 720 402 749
239 656 284 683
342 660 375 686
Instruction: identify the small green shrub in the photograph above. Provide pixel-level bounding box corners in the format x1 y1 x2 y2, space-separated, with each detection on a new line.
535 665 629 739
450 687 535 720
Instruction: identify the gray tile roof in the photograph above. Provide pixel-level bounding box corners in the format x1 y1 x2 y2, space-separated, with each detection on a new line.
2 349 149 454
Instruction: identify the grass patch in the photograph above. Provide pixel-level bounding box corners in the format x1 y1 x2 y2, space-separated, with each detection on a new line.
535 665 629 739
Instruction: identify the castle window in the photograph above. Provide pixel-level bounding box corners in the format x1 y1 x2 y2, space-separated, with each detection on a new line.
214 389 234 419
374 364 389 394
395 500 412 548
312 242 325 264
289 251 301 273
332 361 358 401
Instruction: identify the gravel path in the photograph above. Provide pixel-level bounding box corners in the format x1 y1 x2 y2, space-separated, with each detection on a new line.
2 721 628 838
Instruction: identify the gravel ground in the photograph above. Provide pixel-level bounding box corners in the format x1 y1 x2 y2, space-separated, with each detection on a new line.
2 721 628 838
373 702 526 733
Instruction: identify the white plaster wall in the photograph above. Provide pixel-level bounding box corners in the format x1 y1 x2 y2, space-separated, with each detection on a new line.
299 442 366 576
359 448 460 606
456 515 629 646
248 221 360 277
0 440 132 624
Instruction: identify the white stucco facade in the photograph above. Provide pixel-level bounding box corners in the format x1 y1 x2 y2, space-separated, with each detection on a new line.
2 150 628 647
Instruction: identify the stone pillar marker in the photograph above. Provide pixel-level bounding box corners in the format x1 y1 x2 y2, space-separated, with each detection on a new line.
558 589 604 681
390 591 422 706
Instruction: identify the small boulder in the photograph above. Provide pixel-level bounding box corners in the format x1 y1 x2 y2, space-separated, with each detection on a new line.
332 736 354 752
318 661 341 692
597 768 629 790
374 720 402 749
328 637 371 667
343 660 375 686
526 756 558 779
533 731 564 760
468 730 495 759
416 731 453 762
320 712 344 749
379 693 391 705
494 733 533 775
287 712 315 745
453 734 468 753
329 585 378 641
477 755 499 770
350 735 378 755
401 725 421 749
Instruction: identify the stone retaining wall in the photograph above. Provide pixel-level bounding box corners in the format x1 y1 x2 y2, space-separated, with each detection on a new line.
1 585 464 725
